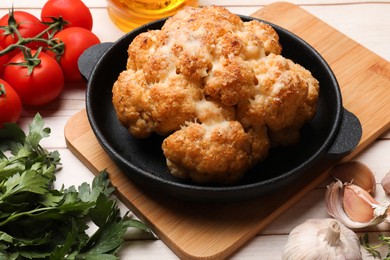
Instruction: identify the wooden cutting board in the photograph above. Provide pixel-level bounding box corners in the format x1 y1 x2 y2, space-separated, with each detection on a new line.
65 2 390 259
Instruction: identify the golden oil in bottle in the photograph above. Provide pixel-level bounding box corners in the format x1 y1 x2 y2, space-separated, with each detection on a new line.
107 0 199 32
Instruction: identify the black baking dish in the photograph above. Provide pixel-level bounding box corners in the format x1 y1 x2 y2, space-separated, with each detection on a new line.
78 16 362 202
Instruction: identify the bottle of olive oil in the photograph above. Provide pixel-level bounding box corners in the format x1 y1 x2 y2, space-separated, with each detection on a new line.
107 0 199 31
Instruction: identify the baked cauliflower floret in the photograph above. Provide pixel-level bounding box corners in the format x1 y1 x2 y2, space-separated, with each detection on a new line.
162 5 243 39
112 71 202 138
127 31 176 84
242 20 282 56
205 57 257 106
162 121 270 184
112 6 320 184
112 69 152 138
194 98 236 124
126 29 162 71
238 54 319 145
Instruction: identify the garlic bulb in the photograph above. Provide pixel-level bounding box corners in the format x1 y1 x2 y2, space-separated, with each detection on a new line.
330 161 376 194
381 170 390 194
326 180 389 228
282 218 362 260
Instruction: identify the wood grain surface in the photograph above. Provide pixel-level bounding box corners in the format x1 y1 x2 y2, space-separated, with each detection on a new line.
65 2 390 259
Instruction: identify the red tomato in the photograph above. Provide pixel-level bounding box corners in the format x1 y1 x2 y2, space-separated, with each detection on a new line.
0 79 22 127
0 11 48 51
0 46 10 76
3 50 64 106
49 27 100 81
41 0 93 31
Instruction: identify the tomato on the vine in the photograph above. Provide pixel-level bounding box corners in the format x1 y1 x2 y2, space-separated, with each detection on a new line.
0 47 10 76
0 11 48 51
0 79 22 127
41 0 93 31
3 50 64 106
48 27 100 81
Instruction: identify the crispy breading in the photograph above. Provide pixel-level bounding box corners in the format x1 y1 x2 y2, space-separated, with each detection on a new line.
112 71 202 137
162 121 270 184
112 6 319 184
238 54 319 145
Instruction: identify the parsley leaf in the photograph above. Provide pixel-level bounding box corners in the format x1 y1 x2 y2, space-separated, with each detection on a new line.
0 114 151 259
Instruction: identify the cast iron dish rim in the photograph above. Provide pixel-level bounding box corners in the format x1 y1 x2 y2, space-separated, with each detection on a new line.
85 15 342 196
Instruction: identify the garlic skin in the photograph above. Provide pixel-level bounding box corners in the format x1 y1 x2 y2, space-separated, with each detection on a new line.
330 161 376 194
282 218 362 260
381 170 390 194
326 180 389 228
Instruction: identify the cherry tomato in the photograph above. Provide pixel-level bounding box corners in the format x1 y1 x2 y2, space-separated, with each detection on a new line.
0 79 22 127
41 0 93 31
49 27 100 81
3 50 64 106
0 11 48 51
0 46 10 76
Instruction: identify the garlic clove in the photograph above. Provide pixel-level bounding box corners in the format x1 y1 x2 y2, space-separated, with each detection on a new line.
381 170 390 194
326 180 389 228
282 218 362 260
343 184 377 223
330 161 376 194
382 171 390 223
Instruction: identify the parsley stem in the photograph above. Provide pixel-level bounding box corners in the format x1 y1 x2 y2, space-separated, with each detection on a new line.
0 206 57 226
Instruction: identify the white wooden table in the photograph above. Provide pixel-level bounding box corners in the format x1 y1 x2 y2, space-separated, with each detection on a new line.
1 0 389 259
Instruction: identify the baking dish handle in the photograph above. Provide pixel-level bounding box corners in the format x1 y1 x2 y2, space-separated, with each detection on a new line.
78 42 114 81
326 108 362 158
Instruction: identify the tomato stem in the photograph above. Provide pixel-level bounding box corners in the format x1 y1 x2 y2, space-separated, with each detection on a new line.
0 84 5 96
6 47 42 76
0 10 67 58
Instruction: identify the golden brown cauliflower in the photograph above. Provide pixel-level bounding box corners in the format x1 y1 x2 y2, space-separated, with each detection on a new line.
112 6 319 184
162 122 270 184
238 53 319 146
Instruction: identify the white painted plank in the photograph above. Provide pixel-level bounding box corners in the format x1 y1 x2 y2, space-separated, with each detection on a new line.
0 0 389 8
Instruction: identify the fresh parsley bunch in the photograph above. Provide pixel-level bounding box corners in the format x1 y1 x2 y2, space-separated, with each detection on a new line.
0 114 149 259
